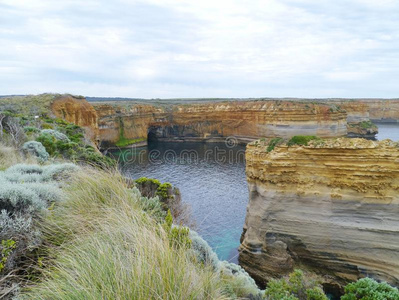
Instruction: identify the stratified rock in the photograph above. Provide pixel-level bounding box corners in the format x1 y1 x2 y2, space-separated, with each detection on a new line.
239 138 399 288
92 101 348 146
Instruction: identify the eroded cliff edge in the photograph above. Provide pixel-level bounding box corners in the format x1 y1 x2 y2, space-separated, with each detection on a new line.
239 138 399 288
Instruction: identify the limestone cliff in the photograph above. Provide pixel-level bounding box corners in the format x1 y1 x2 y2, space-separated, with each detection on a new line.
51 95 99 146
331 99 399 123
93 103 162 147
92 101 348 147
239 138 399 288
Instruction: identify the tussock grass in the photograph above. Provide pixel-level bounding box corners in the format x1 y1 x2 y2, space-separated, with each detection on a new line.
22 169 229 300
0 143 37 170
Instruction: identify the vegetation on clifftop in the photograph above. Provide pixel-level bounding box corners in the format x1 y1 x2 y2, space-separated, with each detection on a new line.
0 106 114 168
287 135 323 146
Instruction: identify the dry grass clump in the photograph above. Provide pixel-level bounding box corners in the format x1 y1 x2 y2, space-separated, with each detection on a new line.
21 169 229 300
0 143 37 170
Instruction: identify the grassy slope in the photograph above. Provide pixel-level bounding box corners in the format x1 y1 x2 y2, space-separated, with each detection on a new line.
21 169 230 300
0 94 58 116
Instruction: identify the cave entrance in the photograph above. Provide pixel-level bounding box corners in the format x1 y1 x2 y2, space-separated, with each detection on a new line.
147 126 159 143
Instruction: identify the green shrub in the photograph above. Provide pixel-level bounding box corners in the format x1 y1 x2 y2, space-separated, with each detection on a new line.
264 269 328 300
287 135 320 147
163 210 191 248
41 123 54 129
359 121 377 129
341 278 399 300
156 182 172 201
0 239 16 272
73 148 115 168
267 138 283 152
55 118 68 126
23 126 40 134
40 129 70 142
36 133 57 155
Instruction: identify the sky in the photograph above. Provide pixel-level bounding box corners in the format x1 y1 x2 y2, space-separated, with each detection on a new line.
0 0 398 98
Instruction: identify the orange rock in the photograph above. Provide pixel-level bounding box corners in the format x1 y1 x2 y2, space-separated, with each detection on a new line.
51 95 99 146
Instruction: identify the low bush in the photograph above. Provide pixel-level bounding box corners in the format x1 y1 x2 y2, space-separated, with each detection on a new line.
22 141 49 162
264 269 328 300
36 133 57 156
341 278 399 300
41 123 54 129
40 129 70 142
359 120 377 129
0 163 77 299
23 126 40 134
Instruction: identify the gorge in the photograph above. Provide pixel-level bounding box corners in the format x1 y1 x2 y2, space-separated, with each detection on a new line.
47 95 399 293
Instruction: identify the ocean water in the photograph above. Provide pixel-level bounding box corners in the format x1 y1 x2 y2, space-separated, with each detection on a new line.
376 123 399 141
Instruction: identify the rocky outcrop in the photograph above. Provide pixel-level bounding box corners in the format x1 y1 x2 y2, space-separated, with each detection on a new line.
92 101 348 147
239 138 399 288
347 121 378 138
51 95 99 146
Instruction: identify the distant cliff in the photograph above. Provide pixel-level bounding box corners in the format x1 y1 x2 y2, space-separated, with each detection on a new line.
239 138 399 288
92 101 348 147
46 96 399 147
330 99 399 123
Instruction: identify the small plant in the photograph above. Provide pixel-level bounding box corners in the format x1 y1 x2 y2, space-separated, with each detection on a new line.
41 123 54 129
0 239 16 272
163 210 191 248
267 138 283 152
287 135 321 146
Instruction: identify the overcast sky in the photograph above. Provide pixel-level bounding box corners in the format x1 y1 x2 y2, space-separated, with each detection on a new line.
0 0 398 98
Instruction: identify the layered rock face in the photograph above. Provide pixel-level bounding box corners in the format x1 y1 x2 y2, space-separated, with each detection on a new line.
332 99 399 123
239 138 399 288
92 101 348 147
93 103 161 147
51 95 99 145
